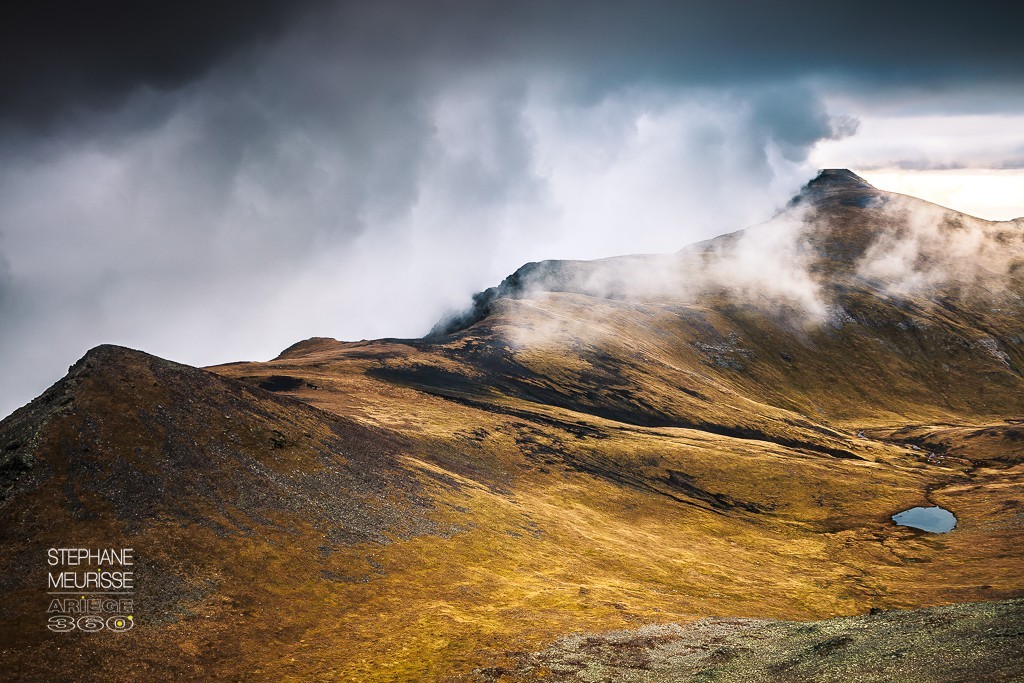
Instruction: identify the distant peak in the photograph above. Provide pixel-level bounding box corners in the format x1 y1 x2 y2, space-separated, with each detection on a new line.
789 168 881 210
71 344 147 371
808 169 874 190
274 337 342 360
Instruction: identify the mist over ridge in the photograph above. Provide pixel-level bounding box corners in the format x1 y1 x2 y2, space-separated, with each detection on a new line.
431 169 1024 346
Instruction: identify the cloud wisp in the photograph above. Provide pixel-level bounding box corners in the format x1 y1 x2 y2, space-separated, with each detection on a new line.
856 197 1024 296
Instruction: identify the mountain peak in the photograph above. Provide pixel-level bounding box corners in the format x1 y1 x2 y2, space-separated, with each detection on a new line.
808 168 874 190
790 168 881 210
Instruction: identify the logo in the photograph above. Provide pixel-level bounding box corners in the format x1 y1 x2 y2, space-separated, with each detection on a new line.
46 548 135 633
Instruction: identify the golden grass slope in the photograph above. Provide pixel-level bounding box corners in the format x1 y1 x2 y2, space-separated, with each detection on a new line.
1 171 1023 680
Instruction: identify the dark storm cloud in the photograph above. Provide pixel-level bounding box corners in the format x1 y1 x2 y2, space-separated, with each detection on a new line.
5 0 1024 131
748 89 859 163
0 0 325 129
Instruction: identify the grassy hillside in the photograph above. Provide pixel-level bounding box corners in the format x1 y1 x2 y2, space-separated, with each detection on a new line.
1 171 1022 680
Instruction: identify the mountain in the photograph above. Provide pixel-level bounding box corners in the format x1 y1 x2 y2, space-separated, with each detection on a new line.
2 170 1023 681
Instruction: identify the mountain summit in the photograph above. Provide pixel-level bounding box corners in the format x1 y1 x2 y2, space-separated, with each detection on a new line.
809 167 875 190
790 167 883 211
431 166 1023 337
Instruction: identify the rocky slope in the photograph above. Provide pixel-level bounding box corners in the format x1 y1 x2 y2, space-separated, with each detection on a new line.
477 598 1024 682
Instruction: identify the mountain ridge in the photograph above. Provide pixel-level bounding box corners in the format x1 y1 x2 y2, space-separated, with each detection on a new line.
429 168 1024 339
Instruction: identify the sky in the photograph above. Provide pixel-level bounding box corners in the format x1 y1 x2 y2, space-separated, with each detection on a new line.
2 0 1024 417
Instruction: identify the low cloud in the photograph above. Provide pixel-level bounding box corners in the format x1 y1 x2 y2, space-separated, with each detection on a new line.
857 197 1024 295
702 210 827 318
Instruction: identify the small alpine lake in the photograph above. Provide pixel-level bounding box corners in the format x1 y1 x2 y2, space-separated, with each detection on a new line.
892 506 957 533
